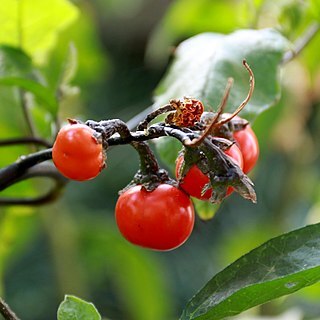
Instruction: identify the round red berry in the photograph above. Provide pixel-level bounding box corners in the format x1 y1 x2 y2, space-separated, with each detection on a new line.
233 125 259 173
176 144 244 200
115 184 195 251
52 123 105 181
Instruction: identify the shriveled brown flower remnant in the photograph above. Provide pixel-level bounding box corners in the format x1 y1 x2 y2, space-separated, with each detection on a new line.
166 97 204 127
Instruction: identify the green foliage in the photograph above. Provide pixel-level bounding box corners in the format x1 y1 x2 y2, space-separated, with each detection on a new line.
0 1 320 320
0 45 58 115
0 0 79 64
155 28 290 173
0 77 58 114
154 29 290 121
154 28 290 220
181 223 320 319
192 199 220 221
0 45 32 77
146 0 248 64
154 137 182 172
57 295 101 320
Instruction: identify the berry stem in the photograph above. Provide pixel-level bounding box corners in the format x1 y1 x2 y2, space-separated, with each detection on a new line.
137 103 174 131
131 141 160 175
0 137 52 148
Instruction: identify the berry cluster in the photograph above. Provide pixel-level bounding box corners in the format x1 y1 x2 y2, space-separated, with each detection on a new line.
51 111 258 252
175 119 259 200
51 60 258 251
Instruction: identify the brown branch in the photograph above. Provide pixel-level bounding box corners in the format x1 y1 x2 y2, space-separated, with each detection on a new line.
0 137 52 148
137 103 174 131
0 298 20 320
0 149 52 191
0 163 68 206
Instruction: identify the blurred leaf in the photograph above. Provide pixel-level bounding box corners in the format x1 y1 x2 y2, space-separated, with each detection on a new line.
0 45 58 115
0 77 58 114
146 0 247 64
154 29 291 122
0 0 79 64
180 222 320 320
57 43 80 113
30 103 55 140
310 0 320 21
42 11 108 87
59 43 78 86
192 198 220 221
279 1 307 37
154 137 182 172
0 45 32 77
154 29 290 173
57 295 101 320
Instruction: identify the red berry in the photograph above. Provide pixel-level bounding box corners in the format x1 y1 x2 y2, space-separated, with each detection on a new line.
175 144 244 200
115 184 195 251
233 125 259 173
52 123 105 181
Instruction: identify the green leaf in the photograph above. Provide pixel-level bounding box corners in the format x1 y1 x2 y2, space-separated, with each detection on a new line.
59 42 78 86
0 45 32 77
0 45 58 114
0 77 58 114
154 29 291 122
57 295 101 320
154 137 182 172
56 42 80 105
180 223 320 320
310 0 320 20
146 0 248 65
192 198 220 221
0 0 79 64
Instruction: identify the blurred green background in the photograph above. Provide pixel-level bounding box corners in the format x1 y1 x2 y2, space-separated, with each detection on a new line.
1 0 320 319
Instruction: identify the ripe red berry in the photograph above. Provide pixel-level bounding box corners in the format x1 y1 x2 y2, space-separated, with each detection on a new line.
233 125 259 173
52 123 105 181
115 184 195 251
175 144 244 200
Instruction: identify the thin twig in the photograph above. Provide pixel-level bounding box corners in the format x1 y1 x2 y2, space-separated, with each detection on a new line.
0 297 20 320
127 104 155 130
19 89 37 138
0 137 52 148
137 103 173 131
282 22 320 64
0 163 68 206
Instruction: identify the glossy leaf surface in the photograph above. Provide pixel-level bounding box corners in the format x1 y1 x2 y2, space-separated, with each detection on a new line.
181 223 320 319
